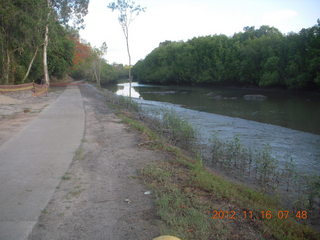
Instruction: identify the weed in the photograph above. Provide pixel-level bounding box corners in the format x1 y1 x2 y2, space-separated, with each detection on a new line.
104 89 140 112
282 157 297 192
62 174 71 180
160 110 197 150
41 209 48 214
74 147 84 161
69 189 82 197
255 146 279 191
118 96 140 112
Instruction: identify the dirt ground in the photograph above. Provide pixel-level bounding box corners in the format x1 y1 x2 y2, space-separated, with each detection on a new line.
27 84 163 240
0 88 64 147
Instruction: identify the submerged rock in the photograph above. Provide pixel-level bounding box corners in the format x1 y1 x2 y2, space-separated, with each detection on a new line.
243 94 267 101
206 92 222 100
207 92 237 100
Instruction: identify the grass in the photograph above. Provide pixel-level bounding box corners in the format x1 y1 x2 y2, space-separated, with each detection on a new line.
117 111 319 240
160 110 197 149
62 174 71 180
41 209 48 214
74 147 84 161
209 135 320 214
65 186 83 200
209 135 280 191
103 89 320 240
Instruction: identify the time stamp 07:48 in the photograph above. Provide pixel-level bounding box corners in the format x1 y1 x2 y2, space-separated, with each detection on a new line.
211 210 308 220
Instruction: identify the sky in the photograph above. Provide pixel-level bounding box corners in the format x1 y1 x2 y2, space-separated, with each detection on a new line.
79 0 320 65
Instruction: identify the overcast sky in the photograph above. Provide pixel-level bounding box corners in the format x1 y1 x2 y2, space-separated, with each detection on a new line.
79 0 320 65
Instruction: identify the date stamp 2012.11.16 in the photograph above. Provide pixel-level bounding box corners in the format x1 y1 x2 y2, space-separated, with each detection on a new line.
211 210 308 220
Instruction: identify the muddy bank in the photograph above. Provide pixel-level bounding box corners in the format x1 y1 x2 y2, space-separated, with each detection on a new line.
135 98 320 176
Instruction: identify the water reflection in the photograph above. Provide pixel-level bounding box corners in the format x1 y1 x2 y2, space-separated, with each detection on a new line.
107 82 320 176
112 82 320 135
115 82 142 99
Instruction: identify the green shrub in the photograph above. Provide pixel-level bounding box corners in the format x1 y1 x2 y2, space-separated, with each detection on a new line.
160 110 197 149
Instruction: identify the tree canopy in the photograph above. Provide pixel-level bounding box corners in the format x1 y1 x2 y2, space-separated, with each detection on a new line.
133 22 320 90
0 0 126 86
70 38 128 84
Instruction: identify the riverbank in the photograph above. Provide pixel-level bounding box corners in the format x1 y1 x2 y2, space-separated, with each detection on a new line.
2 84 318 239
107 82 320 210
101 85 320 239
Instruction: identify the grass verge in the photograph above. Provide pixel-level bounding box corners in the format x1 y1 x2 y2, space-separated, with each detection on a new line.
117 112 319 240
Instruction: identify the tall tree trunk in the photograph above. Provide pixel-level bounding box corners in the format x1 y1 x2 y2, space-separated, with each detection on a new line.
4 50 10 84
1 39 5 85
123 25 132 98
97 58 101 88
22 46 39 83
43 23 49 85
43 0 51 86
92 62 99 84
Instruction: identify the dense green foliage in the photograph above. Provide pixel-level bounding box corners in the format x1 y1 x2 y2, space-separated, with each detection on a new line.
47 24 75 79
133 21 320 90
70 59 129 85
0 0 83 84
1 0 44 84
0 0 125 85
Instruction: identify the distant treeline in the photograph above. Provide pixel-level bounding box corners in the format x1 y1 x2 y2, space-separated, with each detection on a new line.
133 21 320 90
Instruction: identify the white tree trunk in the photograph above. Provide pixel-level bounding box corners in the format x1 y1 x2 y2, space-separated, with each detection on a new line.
97 58 102 88
43 23 49 85
22 46 39 83
123 25 132 98
43 0 51 86
4 50 10 84
126 43 132 98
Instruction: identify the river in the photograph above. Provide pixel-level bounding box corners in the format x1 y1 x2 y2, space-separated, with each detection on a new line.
105 82 320 176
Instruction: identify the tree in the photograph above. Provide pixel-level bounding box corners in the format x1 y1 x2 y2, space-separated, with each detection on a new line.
107 0 145 97
70 38 125 84
132 21 320 90
92 42 108 88
47 23 75 79
43 0 89 85
0 1 89 85
0 0 46 84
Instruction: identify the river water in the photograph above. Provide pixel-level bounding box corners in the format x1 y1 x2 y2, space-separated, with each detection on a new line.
106 82 320 176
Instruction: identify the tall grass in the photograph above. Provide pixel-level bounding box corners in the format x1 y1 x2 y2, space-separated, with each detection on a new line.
208 134 320 222
103 89 140 112
210 135 286 190
160 110 197 150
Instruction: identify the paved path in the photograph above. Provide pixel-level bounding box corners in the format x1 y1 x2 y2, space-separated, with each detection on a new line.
0 86 85 240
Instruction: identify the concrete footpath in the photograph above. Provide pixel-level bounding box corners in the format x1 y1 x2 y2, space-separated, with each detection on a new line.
0 86 85 240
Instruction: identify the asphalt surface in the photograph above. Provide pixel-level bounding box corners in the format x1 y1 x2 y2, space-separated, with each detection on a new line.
0 86 85 240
